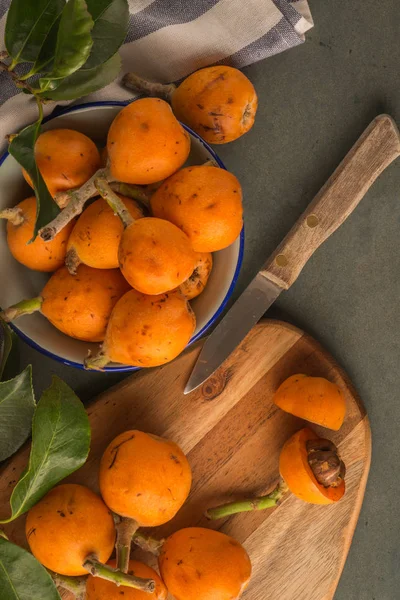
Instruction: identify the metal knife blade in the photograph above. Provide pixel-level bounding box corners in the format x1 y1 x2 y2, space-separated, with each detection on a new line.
184 273 282 394
185 115 400 395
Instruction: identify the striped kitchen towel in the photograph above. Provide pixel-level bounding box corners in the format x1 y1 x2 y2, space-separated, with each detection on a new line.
0 0 313 148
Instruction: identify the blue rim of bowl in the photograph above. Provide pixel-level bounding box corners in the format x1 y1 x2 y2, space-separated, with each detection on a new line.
0 100 245 372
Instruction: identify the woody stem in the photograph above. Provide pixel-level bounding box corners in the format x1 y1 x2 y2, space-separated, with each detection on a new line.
84 346 110 371
0 207 25 226
39 167 114 241
95 178 134 228
122 72 176 103
0 60 40 94
116 518 139 573
205 480 289 520
109 182 151 208
0 297 43 323
51 573 87 600
132 532 165 556
83 555 155 593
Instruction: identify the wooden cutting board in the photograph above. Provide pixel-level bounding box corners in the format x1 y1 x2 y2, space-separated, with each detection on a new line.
0 320 371 600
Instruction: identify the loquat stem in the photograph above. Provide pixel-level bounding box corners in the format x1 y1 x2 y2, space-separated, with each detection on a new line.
146 181 164 194
0 60 39 94
18 62 45 81
116 518 139 573
53 189 75 210
53 182 107 209
205 480 289 520
110 182 151 208
95 178 134 228
54 190 76 210
122 72 176 103
0 207 25 226
55 181 150 214
5 134 18 144
0 297 43 323
65 247 81 275
84 347 110 371
132 532 165 556
0 62 10 74
18 70 36 81
39 167 113 241
203 158 220 168
83 555 155 593
15 80 36 94
8 58 19 72
51 573 87 600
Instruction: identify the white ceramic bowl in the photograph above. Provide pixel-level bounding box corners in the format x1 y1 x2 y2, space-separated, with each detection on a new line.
0 101 244 371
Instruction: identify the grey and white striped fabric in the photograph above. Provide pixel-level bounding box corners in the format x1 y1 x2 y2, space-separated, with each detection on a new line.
0 0 313 151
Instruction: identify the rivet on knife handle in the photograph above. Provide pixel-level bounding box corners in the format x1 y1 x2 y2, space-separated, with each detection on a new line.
261 114 400 290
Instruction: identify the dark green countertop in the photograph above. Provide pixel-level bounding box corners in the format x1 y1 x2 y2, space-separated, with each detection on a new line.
17 1 400 598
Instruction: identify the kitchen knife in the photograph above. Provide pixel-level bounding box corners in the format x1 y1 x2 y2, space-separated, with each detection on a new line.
185 114 400 394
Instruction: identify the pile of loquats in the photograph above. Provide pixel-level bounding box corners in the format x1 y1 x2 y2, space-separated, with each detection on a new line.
0 66 257 370
24 374 347 600
27 429 252 600
1 66 351 599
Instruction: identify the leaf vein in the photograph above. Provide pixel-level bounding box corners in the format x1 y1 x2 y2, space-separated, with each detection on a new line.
0 558 22 599
10 399 62 519
13 0 58 63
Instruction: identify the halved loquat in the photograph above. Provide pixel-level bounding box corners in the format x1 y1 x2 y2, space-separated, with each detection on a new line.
279 427 345 505
274 374 346 431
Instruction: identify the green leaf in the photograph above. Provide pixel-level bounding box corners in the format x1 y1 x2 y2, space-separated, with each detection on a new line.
0 321 14 381
8 106 60 240
5 0 65 67
0 537 61 600
84 0 129 69
24 0 128 81
41 51 121 101
23 14 62 79
0 320 20 382
39 0 94 92
0 366 35 462
0 377 90 524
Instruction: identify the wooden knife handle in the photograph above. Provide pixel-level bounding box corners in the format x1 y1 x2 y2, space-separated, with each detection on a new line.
261 114 400 290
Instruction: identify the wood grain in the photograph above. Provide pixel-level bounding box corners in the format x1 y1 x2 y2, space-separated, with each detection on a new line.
0 321 371 600
262 114 400 289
